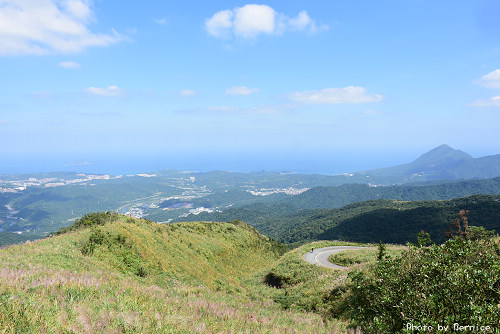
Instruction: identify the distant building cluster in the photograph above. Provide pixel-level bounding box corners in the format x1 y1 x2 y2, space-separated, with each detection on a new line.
247 187 310 196
0 174 117 193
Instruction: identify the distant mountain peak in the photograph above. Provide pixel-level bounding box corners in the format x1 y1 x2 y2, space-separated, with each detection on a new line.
413 144 472 165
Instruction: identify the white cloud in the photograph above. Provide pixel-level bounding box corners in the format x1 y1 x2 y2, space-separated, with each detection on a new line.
0 0 124 55
205 5 327 40
475 69 500 89
84 85 125 97
58 60 81 68
288 11 327 33
179 89 197 97
153 18 167 25
205 10 233 38
225 86 259 95
289 86 384 104
470 96 500 107
233 5 275 39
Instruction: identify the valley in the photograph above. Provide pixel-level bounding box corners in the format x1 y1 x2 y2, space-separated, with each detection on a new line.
2 145 500 247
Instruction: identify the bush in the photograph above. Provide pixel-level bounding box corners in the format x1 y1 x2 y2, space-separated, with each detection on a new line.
81 228 110 255
342 237 500 333
53 211 120 235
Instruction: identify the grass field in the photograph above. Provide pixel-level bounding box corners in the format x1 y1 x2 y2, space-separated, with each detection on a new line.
0 214 353 333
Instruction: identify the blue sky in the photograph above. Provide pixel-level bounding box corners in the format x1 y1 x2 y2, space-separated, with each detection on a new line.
1 0 500 174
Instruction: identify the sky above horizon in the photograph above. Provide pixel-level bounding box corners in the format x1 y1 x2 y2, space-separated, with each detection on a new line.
1 0 500 174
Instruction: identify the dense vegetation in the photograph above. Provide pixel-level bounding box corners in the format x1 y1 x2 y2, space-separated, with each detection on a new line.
285 177 500 209
181 194 500 244
331 230 500 332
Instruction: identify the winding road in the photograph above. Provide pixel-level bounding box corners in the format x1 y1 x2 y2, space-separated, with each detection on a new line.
303 246 370 269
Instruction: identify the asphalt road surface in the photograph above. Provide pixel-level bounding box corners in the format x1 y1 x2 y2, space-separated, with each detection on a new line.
303 246 370 269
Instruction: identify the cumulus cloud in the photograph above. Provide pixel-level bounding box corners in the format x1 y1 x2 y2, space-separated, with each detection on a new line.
205 4 326 40
475 69 500 89
0 0 124 55
58 60 81 68
225 86 260 95
205 10 234 38
179 89 197 97
233 5 275 39
84 85 125 97
289 86 384 104
470 96 500 107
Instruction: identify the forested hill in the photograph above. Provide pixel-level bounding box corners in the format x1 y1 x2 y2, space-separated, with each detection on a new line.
180 195 500 245
176 177 500 225
282 195 500 244
285 176 500 209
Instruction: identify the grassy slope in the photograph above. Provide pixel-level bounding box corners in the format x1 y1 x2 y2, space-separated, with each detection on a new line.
263 241 386 313
0 216 347 333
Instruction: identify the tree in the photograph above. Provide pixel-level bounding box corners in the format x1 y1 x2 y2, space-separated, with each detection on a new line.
416 230 433 247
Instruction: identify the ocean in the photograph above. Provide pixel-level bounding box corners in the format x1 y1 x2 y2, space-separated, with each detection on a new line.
0 149 415 176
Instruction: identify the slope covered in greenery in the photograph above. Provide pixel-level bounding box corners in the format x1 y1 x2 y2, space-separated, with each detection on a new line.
286 195 500 244
334 235 500 332
0 213 348 333
182 195 500 244
285 176 500 209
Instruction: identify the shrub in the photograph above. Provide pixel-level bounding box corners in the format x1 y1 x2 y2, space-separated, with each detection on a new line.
53 211 120 235
343 237 500 333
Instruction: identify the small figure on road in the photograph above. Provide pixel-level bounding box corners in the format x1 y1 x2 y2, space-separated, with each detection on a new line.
311 247 314 253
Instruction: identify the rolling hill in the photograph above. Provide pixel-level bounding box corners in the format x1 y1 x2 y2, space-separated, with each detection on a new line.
181 195 500 245
0 214 349 333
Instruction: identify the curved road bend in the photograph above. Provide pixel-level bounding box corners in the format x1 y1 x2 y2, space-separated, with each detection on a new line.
303 246 370 269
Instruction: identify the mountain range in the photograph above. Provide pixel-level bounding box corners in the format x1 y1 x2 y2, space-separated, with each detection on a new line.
354 144 500 184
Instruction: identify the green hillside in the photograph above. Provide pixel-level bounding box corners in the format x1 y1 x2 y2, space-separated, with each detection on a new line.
0 213 347 333
183 195 500 244
287 177 500 209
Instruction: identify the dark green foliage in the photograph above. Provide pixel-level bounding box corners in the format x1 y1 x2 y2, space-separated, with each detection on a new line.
53 211 120 235
135 266 148 277
416 230 433 247
81 227 110 255
78 220 152 278
377 241 386 260
342 237 500 333
467 225 497 241
185 195 500 245
289 195 500 244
